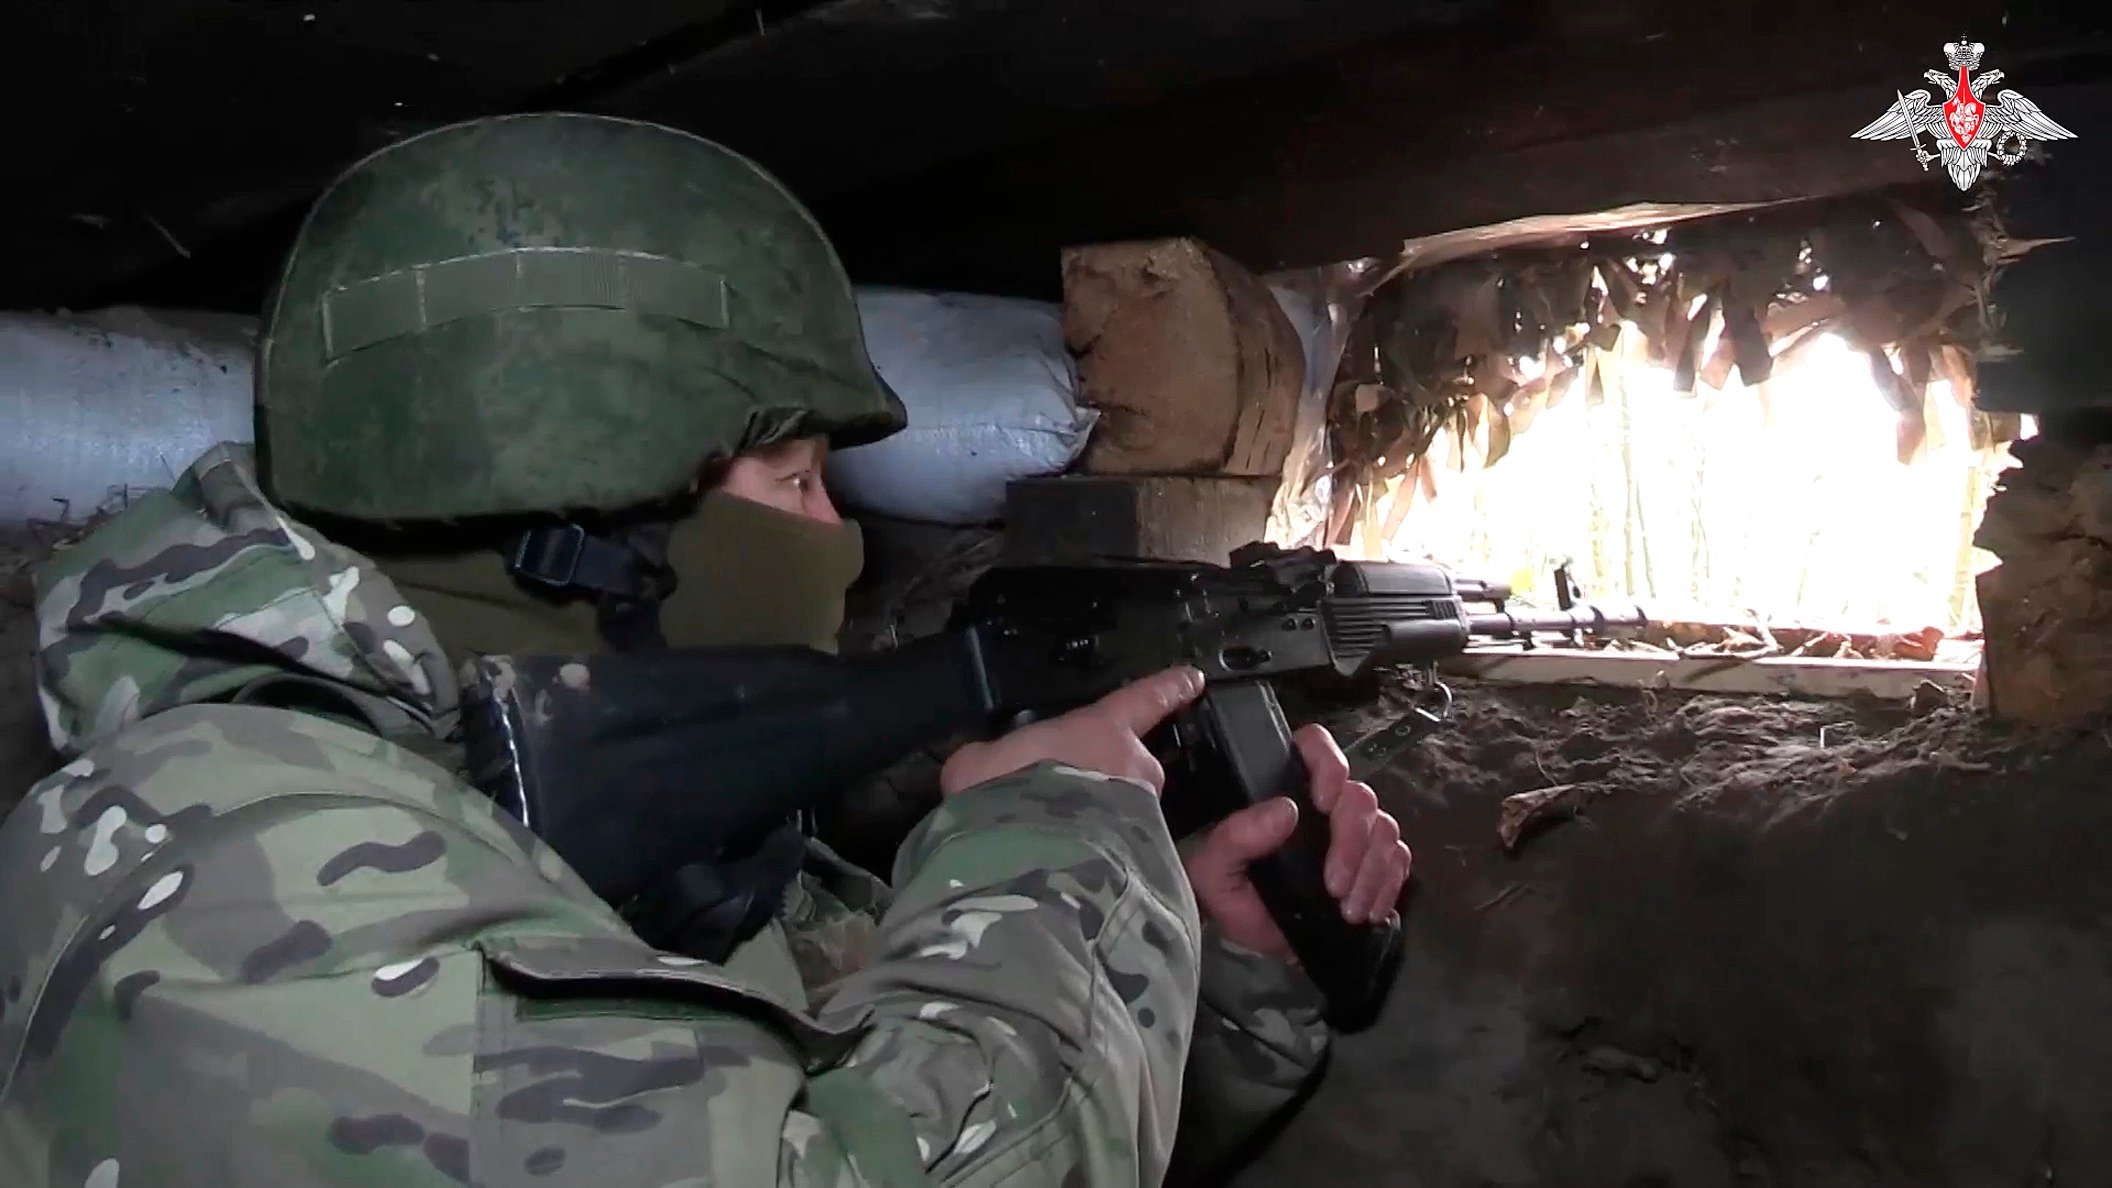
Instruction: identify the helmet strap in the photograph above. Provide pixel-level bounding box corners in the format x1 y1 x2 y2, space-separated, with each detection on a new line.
505 521 675 652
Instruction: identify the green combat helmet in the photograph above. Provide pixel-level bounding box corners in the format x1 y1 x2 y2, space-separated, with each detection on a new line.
257 112 907 524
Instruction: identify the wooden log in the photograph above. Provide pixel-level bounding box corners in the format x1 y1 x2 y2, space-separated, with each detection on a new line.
1061 238 1306 477
1642 618 1946 662
1440 650 1977 703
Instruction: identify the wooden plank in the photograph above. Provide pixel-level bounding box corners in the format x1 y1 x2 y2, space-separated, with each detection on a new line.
4 0 780 310
818 6 2112 297
1368 201 1777 281
1970 83 2112 415
835 82 1952 298
1439 649 1978 702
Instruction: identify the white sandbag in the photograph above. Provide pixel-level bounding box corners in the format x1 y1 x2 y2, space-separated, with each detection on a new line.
1 308 258 523
830 286 1095 525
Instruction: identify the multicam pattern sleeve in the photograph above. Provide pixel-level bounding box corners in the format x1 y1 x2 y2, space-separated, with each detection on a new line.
1166 929 1331 1183
783 813 1331 1184
0 700 1203 1187
4 442 1211 1186
810 764 1205 1183
784 816 1334 1183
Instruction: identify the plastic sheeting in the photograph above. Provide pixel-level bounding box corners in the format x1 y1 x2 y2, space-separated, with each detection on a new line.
1263 261 1380 547
2 307 257 523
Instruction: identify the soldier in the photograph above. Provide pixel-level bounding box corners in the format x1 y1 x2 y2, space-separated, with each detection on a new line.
0 114 1409 1186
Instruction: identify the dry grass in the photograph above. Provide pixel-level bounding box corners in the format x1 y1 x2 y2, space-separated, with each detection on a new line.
1312 182 2025 554
2 486 142 609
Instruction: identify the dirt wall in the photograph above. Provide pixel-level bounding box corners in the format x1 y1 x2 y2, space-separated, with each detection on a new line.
1975 433 2112 730
1256 679 2112 1187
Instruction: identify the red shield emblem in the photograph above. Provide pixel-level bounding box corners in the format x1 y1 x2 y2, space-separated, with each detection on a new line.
1944 72 1983 147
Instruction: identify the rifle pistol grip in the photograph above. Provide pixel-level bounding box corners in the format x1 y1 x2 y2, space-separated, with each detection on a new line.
1184 681 1405 1032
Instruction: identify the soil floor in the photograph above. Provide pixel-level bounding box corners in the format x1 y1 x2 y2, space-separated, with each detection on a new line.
1250 677 2112 1188
5 526 2110 1186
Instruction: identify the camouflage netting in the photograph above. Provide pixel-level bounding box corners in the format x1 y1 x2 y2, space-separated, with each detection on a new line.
1320 182 2039 549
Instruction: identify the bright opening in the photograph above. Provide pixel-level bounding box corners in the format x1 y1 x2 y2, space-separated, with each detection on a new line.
1328 324 2032 657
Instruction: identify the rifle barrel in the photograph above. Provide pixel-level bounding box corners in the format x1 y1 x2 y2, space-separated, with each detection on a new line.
1467 603 1650 639
1373 601 1649 662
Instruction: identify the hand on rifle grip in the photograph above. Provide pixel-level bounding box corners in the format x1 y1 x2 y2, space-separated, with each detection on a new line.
1293 724 1411 925
1170 684 1408 1030
940 665 1206 796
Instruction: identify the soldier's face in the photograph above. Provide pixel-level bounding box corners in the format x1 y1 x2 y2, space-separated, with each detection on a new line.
709 436 842 525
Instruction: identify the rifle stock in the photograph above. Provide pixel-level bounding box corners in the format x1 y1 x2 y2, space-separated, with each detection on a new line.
462 629 998 910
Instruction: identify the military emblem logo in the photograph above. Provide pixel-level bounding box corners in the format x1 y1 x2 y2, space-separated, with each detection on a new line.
1852 39 2077 190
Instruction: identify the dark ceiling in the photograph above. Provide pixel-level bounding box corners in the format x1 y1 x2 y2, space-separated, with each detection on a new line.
10 0 2111 311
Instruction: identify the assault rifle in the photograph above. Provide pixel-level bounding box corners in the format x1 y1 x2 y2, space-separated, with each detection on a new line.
462 543 1647 1030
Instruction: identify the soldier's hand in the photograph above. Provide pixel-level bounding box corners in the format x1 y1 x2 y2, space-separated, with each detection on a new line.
1182 723 1412 963
939 665 1206 796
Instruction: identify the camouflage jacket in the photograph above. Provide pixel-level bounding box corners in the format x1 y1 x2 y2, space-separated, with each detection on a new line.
0 445 1326 1187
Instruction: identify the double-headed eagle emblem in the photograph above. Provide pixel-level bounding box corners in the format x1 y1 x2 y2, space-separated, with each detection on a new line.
1852 39 2077 190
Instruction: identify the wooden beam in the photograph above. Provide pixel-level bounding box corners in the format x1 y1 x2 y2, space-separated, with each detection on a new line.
1364 201 1781 281
821 5 2112 296
1 0 790 311
826 82 1966 297
1970 81 2112 414
1438 650 1978 703
3 0 1500 310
